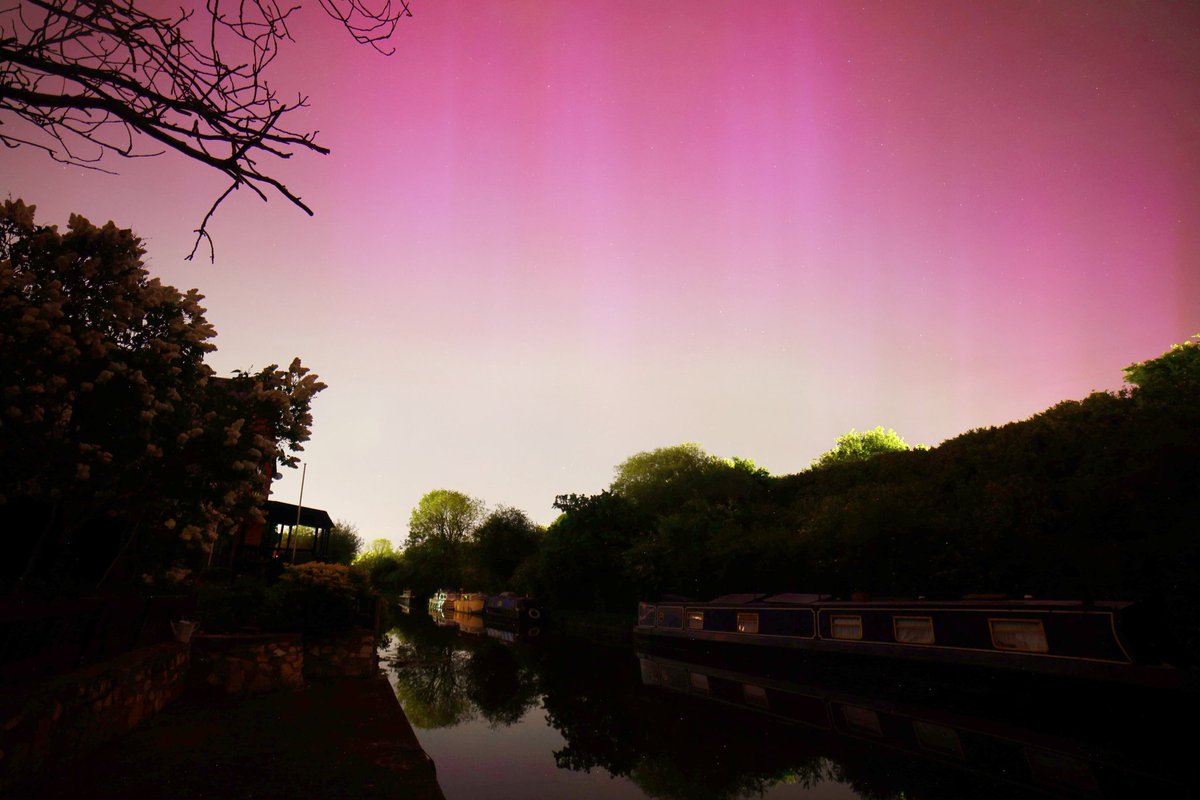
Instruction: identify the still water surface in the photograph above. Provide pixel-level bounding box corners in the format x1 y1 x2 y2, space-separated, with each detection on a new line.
380 610 1193 800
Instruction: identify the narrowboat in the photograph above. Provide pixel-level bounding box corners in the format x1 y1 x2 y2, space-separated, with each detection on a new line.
484 592 544 624
454 592 486 614
634 593 1191 688
428 589 461 611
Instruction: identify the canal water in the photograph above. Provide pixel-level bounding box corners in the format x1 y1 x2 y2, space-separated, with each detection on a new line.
380 609 1195 800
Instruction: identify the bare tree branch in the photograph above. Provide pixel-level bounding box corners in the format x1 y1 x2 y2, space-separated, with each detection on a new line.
0 0 412 260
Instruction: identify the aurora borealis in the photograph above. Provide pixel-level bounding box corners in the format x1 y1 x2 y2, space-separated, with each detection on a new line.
3 1 1197 543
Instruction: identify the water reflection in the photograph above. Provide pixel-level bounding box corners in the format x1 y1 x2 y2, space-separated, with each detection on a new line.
381 610 1197 800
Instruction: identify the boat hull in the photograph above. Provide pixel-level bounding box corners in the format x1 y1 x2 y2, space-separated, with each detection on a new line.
634 596 1191 689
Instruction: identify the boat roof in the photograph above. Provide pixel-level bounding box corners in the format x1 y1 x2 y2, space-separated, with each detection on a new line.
653 594 1133 610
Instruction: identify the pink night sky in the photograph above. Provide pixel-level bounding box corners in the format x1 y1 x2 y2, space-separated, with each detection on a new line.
3 1 1198 545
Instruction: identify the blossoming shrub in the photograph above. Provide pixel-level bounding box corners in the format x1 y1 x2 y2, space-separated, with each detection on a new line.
0 199 325 590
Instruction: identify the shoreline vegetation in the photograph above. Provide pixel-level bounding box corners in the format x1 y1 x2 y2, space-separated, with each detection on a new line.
370 336 1200 665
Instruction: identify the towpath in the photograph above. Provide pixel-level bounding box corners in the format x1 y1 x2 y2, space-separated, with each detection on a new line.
11 676 444 800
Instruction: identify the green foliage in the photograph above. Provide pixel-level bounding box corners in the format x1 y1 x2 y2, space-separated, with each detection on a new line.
471 506 543 592
0 200 325 589
533 491 647 613
196 577 269 633
407 489 484 548
355 549 408 596
326 520 364 565
265 562 376 632
1124 334 1200 406
809 426 918 470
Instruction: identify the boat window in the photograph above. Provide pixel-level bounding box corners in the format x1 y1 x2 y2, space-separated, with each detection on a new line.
638 603 656 627
686 610 704 630
743 684 769 709
989 618 1049 653
894 616 935 644
842 705 882 735
736 612 759 634
913 720 963 757
657 606 684 629
689 672 710 694
831 615 863 640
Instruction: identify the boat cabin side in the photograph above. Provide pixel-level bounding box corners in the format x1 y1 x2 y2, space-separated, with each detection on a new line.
636 595 1135 665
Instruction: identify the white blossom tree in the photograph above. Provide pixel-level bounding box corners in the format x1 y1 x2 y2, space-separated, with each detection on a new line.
0 199 325 588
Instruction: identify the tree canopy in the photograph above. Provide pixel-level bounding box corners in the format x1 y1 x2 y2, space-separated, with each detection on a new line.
0 199 324 588
0 0 412 259
406 489 484 549
1123 334 1200 406
326 520 364 565
809 426 917 470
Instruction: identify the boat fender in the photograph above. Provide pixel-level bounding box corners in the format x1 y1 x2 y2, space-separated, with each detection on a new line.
527 608 541 620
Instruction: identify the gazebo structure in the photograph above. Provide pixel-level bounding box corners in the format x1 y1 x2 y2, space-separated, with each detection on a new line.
220 500 335 571
266 500 335 562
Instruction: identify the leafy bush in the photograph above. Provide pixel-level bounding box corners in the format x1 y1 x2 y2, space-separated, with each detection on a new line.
264 563 377 633
196 578 268 633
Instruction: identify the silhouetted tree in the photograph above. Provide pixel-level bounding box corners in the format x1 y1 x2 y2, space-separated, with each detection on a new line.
471 506 542 591
327 519 364 565
0 0 412 259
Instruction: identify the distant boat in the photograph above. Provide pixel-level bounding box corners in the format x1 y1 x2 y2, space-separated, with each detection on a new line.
428 589 461 611
635 593 1193 688
484 592 544 625
454 592 486 614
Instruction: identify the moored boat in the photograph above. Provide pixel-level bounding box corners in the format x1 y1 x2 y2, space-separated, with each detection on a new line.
634 593 1192 688
484 592 544 624
454 592 486 614
428 589 461 611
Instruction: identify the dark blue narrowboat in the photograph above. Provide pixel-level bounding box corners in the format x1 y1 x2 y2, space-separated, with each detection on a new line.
635 593 1191 688
484 592 544 625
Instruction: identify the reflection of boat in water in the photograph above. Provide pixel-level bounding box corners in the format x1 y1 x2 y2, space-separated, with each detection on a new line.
454 592 486 614
485 619 542 645
636 593 1192 688
638 650 1195 799
429 590 461 611
430 608 457 628
484 592 544 624
452 611 485 635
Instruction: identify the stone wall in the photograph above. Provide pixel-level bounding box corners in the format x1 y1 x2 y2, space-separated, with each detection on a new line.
0 642 188 793
304 629 378 679
191 628 378 691
190 633 304 693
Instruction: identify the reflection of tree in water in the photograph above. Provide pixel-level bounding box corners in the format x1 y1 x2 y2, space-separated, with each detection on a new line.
387 633 475 729
383 612 540 730
384 612 1120 800
464 643 540 727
